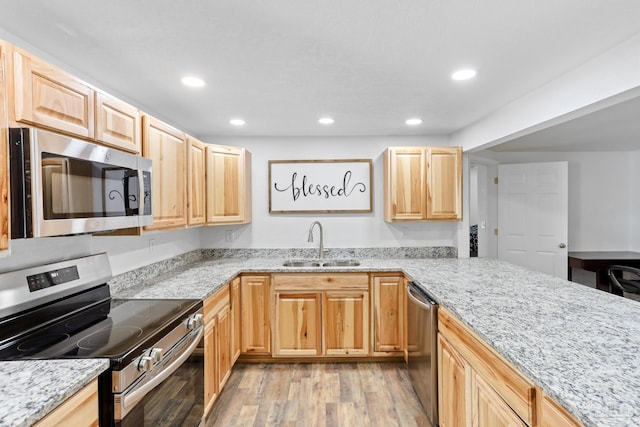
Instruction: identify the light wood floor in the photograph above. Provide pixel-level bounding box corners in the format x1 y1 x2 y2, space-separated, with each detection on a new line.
205 362 430 427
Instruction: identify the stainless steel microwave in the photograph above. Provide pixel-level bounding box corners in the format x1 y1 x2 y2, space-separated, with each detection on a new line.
9 128 152 238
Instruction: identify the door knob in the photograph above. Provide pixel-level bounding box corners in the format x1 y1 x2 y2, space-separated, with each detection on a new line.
559 243 566 248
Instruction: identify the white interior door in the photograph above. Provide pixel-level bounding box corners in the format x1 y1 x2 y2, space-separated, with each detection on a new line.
498 162 568 279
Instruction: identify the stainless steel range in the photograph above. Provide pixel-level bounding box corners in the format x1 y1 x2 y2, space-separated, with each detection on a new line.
0 253 204 426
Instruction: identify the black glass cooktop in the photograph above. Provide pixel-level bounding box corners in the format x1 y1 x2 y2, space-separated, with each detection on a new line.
0 285 201 367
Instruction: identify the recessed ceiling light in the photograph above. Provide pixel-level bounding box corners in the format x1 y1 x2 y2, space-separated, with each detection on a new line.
318 117 334 125
181 76 205 88
229 119 245 126
451 69 477 81
405 118 423 125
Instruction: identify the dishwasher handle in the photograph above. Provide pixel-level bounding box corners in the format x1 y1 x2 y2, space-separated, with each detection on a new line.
407 282 438 307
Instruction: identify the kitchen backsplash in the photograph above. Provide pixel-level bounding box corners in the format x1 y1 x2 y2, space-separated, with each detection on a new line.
108 246 457 294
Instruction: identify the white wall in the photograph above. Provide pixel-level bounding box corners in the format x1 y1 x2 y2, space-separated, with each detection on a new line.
631 150 640 252
199 136 459 249
479 150 633 251
0 228 200 275
92 228 200 276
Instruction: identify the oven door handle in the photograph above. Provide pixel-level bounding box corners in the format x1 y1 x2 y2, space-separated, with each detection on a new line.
121 325 203 415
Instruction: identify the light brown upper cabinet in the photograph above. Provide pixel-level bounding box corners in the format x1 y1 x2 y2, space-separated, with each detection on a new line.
206 145 251 224
142 115 187 230
384 146 462 221
0 41 10 252
95 90 141 154
10 46 95 139
187 136 207 226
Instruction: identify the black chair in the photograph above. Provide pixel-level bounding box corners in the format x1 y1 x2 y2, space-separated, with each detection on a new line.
607 265 640 296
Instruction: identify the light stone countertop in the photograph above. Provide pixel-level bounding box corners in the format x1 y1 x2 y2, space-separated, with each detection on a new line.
0 359 109 427
113 256 640 427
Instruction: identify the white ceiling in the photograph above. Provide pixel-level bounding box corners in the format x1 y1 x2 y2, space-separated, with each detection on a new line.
489 95 640 152
0 1 640 149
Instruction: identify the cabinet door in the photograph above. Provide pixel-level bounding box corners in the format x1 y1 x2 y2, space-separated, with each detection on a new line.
206 145 251 224
142 115 187 230
439 308 535 425
372 275 404 354
230 277 242 364
204 316 218 416
384 147 426 221
240 275 271 354
438 334 468 427
95 91 141 153
12 47 95 139
274 292 321 356
187 136 207 226
0 42 9 252
217 305 232 390
426 146 462 220
473 372 528 427
540 394 584 427
323 290 369 356
33 379 99 427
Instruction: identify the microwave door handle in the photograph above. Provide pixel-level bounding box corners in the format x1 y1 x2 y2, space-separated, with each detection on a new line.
122 170 139 215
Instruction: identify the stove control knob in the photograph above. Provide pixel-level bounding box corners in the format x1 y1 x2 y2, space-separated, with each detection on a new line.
187 313 203 330
149 347 163 363
138 356 153 372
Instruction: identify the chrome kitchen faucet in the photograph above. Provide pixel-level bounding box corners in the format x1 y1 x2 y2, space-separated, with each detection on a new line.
307 221 324 260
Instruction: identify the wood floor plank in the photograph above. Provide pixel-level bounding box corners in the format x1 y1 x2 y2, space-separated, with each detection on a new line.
236 405 259 426
206 362 428 427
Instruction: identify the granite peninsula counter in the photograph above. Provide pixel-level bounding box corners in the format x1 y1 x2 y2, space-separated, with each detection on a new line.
0 359 109 427
112 256 640 427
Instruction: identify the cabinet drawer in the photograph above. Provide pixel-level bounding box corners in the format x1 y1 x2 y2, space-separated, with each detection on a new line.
540 393 584 427
273 273 369 291
204 285 230 325
33 379 99 427
438 308 535 426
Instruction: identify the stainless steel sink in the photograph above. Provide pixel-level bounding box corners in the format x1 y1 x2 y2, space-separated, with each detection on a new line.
282 259 360 267
321 259 361 267
282 260 322 267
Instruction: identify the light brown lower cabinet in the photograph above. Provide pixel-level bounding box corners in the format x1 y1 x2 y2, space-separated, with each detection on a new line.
438 333 468 427
474 371 528 427
438 307 536 427
438 307 586 427
323 290 369 356
539 392 584 427
274 292 322 356
240 275 271 354
203 285 231 417
230 277 242 364
372 274 404 355
34 379 99 427
272 273 369 357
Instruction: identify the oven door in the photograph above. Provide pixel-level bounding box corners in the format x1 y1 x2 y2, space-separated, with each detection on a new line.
9 127 152 238
113 326 204 427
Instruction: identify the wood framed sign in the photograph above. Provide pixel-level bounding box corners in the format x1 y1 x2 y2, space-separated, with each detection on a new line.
269 159 373 213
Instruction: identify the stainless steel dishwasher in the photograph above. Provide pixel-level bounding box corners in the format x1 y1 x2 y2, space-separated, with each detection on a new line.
407 281 438 427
